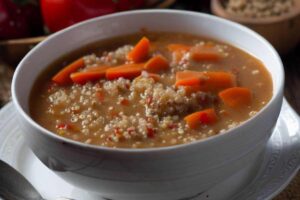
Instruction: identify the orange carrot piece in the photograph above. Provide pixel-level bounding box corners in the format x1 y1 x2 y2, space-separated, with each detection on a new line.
52 57 85 85
175 70 199 81
175 77 202 87
190 46 222 62
120 98 130 106
200 71 236 91
84 65 111 72
144 55 169 73
106 63 144 80
219 87 252 108
183 86 202 95
184 108 218 129
127 37 150 63
70 71 105 85
70 66 111 84
175 71 236 92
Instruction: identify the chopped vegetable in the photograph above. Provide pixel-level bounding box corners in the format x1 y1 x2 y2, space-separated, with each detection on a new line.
106 63 144 80
70 65 111 84
84 65 111 71
200 72 236 91
144 55 169 73
176 77 202 87
127 37 150 63
71 71 104 85
52 57 85 85
184 108 218 129
120 98 130 106
146 127 155 138
96 91 105 103
175 71 236 92
56 123 70 130
190 45 222 62
183 86 202 95
219 87 252 108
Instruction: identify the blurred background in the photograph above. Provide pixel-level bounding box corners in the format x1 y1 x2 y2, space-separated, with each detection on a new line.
1 0 300 58
0 0 299 199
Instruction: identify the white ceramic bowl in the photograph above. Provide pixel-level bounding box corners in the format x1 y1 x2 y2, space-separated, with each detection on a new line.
12 10 284 200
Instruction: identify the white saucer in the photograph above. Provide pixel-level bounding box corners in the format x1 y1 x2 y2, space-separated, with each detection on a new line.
0 99 299 200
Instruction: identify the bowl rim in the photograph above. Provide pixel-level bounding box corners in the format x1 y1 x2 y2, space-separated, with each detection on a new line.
211 0 300 24
11 9 284 153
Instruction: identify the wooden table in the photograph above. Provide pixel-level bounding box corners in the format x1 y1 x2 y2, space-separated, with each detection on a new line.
0 0 299 199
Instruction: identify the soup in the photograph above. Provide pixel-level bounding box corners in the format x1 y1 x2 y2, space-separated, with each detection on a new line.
30 32 272 148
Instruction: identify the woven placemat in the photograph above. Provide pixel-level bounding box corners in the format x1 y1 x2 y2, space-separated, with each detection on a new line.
274 172 300 200
0 62 13 107
0 62 299 199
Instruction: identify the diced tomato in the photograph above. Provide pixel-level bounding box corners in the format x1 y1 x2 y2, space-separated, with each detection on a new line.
147 127 155 138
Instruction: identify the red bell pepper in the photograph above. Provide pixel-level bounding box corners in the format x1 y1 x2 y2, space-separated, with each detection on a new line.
0 0 43 40
40 0 145 33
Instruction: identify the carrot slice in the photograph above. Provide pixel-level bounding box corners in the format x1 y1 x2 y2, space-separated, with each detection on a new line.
176 76 202 87
200 72 236 91
219 87 252 108
127 37 150 63
190 45 222 62
106 63 144 80
183 86 202 95
175 70 199 81
175 71 236 92
70 66 111 84
52 57 85 85
84 65 111 72
70 71 103 85
184 108 218 129
144 55 169 73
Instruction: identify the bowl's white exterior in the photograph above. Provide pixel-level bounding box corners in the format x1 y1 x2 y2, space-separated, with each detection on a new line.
12 10 284 200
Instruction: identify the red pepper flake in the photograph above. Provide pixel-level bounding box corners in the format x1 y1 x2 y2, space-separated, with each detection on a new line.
127 127 135 135
147 127 155 138
56 123 70 130
113 128 124 141
146 96 153 105
168 123 177 129
96 91 105 103
114 127 120 135
107 137 113 142
109 110 118 117
120 98 130 106
125 83 131 89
